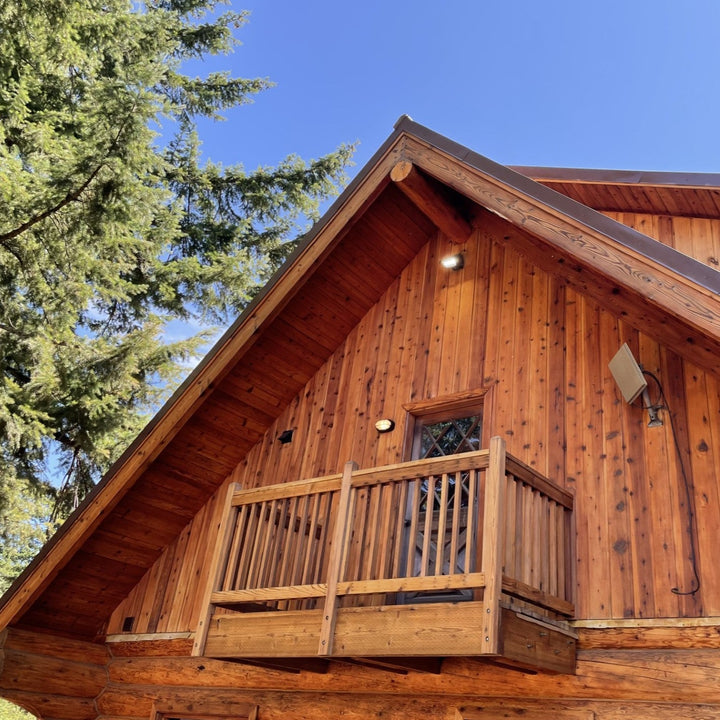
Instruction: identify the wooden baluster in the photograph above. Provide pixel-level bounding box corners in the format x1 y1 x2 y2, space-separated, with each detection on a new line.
256 498 279 590
265 497 288 590
236 501 260 589
391 480 409 580
565 504 576 606
421 475 435 576
449 472 462 575
314 492 333 584
375 483 394 581
277 494 299 589
465 469 477 574
503 474 516 582
406 478 421 577
480 436 506 655
290 494 311 586
435 473 449 575
223 503 248 591
245 501 269 589
548 500 559 598
363 482 382 581
301 492 322 584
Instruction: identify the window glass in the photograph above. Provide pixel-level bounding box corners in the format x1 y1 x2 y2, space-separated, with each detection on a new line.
417 415 482 458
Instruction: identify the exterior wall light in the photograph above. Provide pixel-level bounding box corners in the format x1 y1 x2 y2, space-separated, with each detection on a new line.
374 418 395 433
440 253 464 270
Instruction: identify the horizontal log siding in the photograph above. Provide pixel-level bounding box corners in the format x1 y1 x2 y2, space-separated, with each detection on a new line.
109 222 720 633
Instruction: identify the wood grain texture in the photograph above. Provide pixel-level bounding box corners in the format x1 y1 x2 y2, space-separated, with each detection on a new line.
107 214 720 635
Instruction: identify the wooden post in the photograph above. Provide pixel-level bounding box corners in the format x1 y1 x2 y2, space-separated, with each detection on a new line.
192 482 241 657
318 460 357 656
480 436 506 655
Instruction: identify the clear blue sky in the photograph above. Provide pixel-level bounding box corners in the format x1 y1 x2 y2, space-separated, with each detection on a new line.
192 0 720 178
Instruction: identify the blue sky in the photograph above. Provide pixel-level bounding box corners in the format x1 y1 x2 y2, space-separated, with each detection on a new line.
191 0 720 178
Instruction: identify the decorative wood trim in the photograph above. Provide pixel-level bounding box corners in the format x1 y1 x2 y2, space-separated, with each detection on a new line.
403 388 489 420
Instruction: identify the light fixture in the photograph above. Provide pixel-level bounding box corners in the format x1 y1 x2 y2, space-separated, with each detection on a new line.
374 418 395 433
608 343 663 427
440 253 464 270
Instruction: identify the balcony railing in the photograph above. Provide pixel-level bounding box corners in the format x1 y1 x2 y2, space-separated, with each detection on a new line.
194 437 576 673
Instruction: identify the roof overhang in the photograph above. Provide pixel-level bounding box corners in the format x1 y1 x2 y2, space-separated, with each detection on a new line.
512 165 720 218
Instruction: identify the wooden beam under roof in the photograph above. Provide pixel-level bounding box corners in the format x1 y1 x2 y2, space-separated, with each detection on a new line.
390 160 473 242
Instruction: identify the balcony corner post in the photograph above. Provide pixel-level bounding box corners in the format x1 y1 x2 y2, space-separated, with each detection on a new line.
318 460 357 656
192 482 243 657
480 436 506 655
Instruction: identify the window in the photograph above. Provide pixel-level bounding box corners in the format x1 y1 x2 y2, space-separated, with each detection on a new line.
415 414 483 460
399 392 487 603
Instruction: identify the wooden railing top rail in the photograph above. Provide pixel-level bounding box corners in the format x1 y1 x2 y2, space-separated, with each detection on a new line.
231 450 492 506
504 456 574 509
231 448 574 508
231 473 343 506
350 449 489 485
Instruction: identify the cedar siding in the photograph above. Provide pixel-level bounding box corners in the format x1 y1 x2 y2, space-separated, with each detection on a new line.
108 223 718 632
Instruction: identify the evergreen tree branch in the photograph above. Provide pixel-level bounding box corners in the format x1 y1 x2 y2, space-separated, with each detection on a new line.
0 162 106 243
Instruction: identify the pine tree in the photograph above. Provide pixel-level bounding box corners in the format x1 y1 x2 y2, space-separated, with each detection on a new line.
0 0 352 519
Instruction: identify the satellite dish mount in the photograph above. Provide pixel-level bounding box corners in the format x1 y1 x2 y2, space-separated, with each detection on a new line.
608 343 663 428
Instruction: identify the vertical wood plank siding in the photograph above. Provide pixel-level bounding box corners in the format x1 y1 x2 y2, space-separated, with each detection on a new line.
109 217 720 633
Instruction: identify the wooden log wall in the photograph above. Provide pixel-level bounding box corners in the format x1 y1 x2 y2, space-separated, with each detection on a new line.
109 214 720 634
0 628 107 720
97 634 720 719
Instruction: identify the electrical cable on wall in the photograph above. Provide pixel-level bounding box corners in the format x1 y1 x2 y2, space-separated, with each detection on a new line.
642 370 701 596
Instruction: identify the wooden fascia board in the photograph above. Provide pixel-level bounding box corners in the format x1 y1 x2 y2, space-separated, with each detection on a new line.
397 133 720 355
0 133 408 632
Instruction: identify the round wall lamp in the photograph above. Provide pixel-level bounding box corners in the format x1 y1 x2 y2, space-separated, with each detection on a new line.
374 418 396 433
440 253 464 270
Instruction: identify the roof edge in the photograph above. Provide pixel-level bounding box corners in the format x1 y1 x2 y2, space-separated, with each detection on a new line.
510 165 720 189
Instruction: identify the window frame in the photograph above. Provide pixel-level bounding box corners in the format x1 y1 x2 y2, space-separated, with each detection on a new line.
402 387 492 462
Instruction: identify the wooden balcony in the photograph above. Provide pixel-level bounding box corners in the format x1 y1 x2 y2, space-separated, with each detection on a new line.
194 437 576 674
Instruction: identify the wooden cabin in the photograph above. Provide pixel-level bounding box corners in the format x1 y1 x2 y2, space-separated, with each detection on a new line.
2 117 720 720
